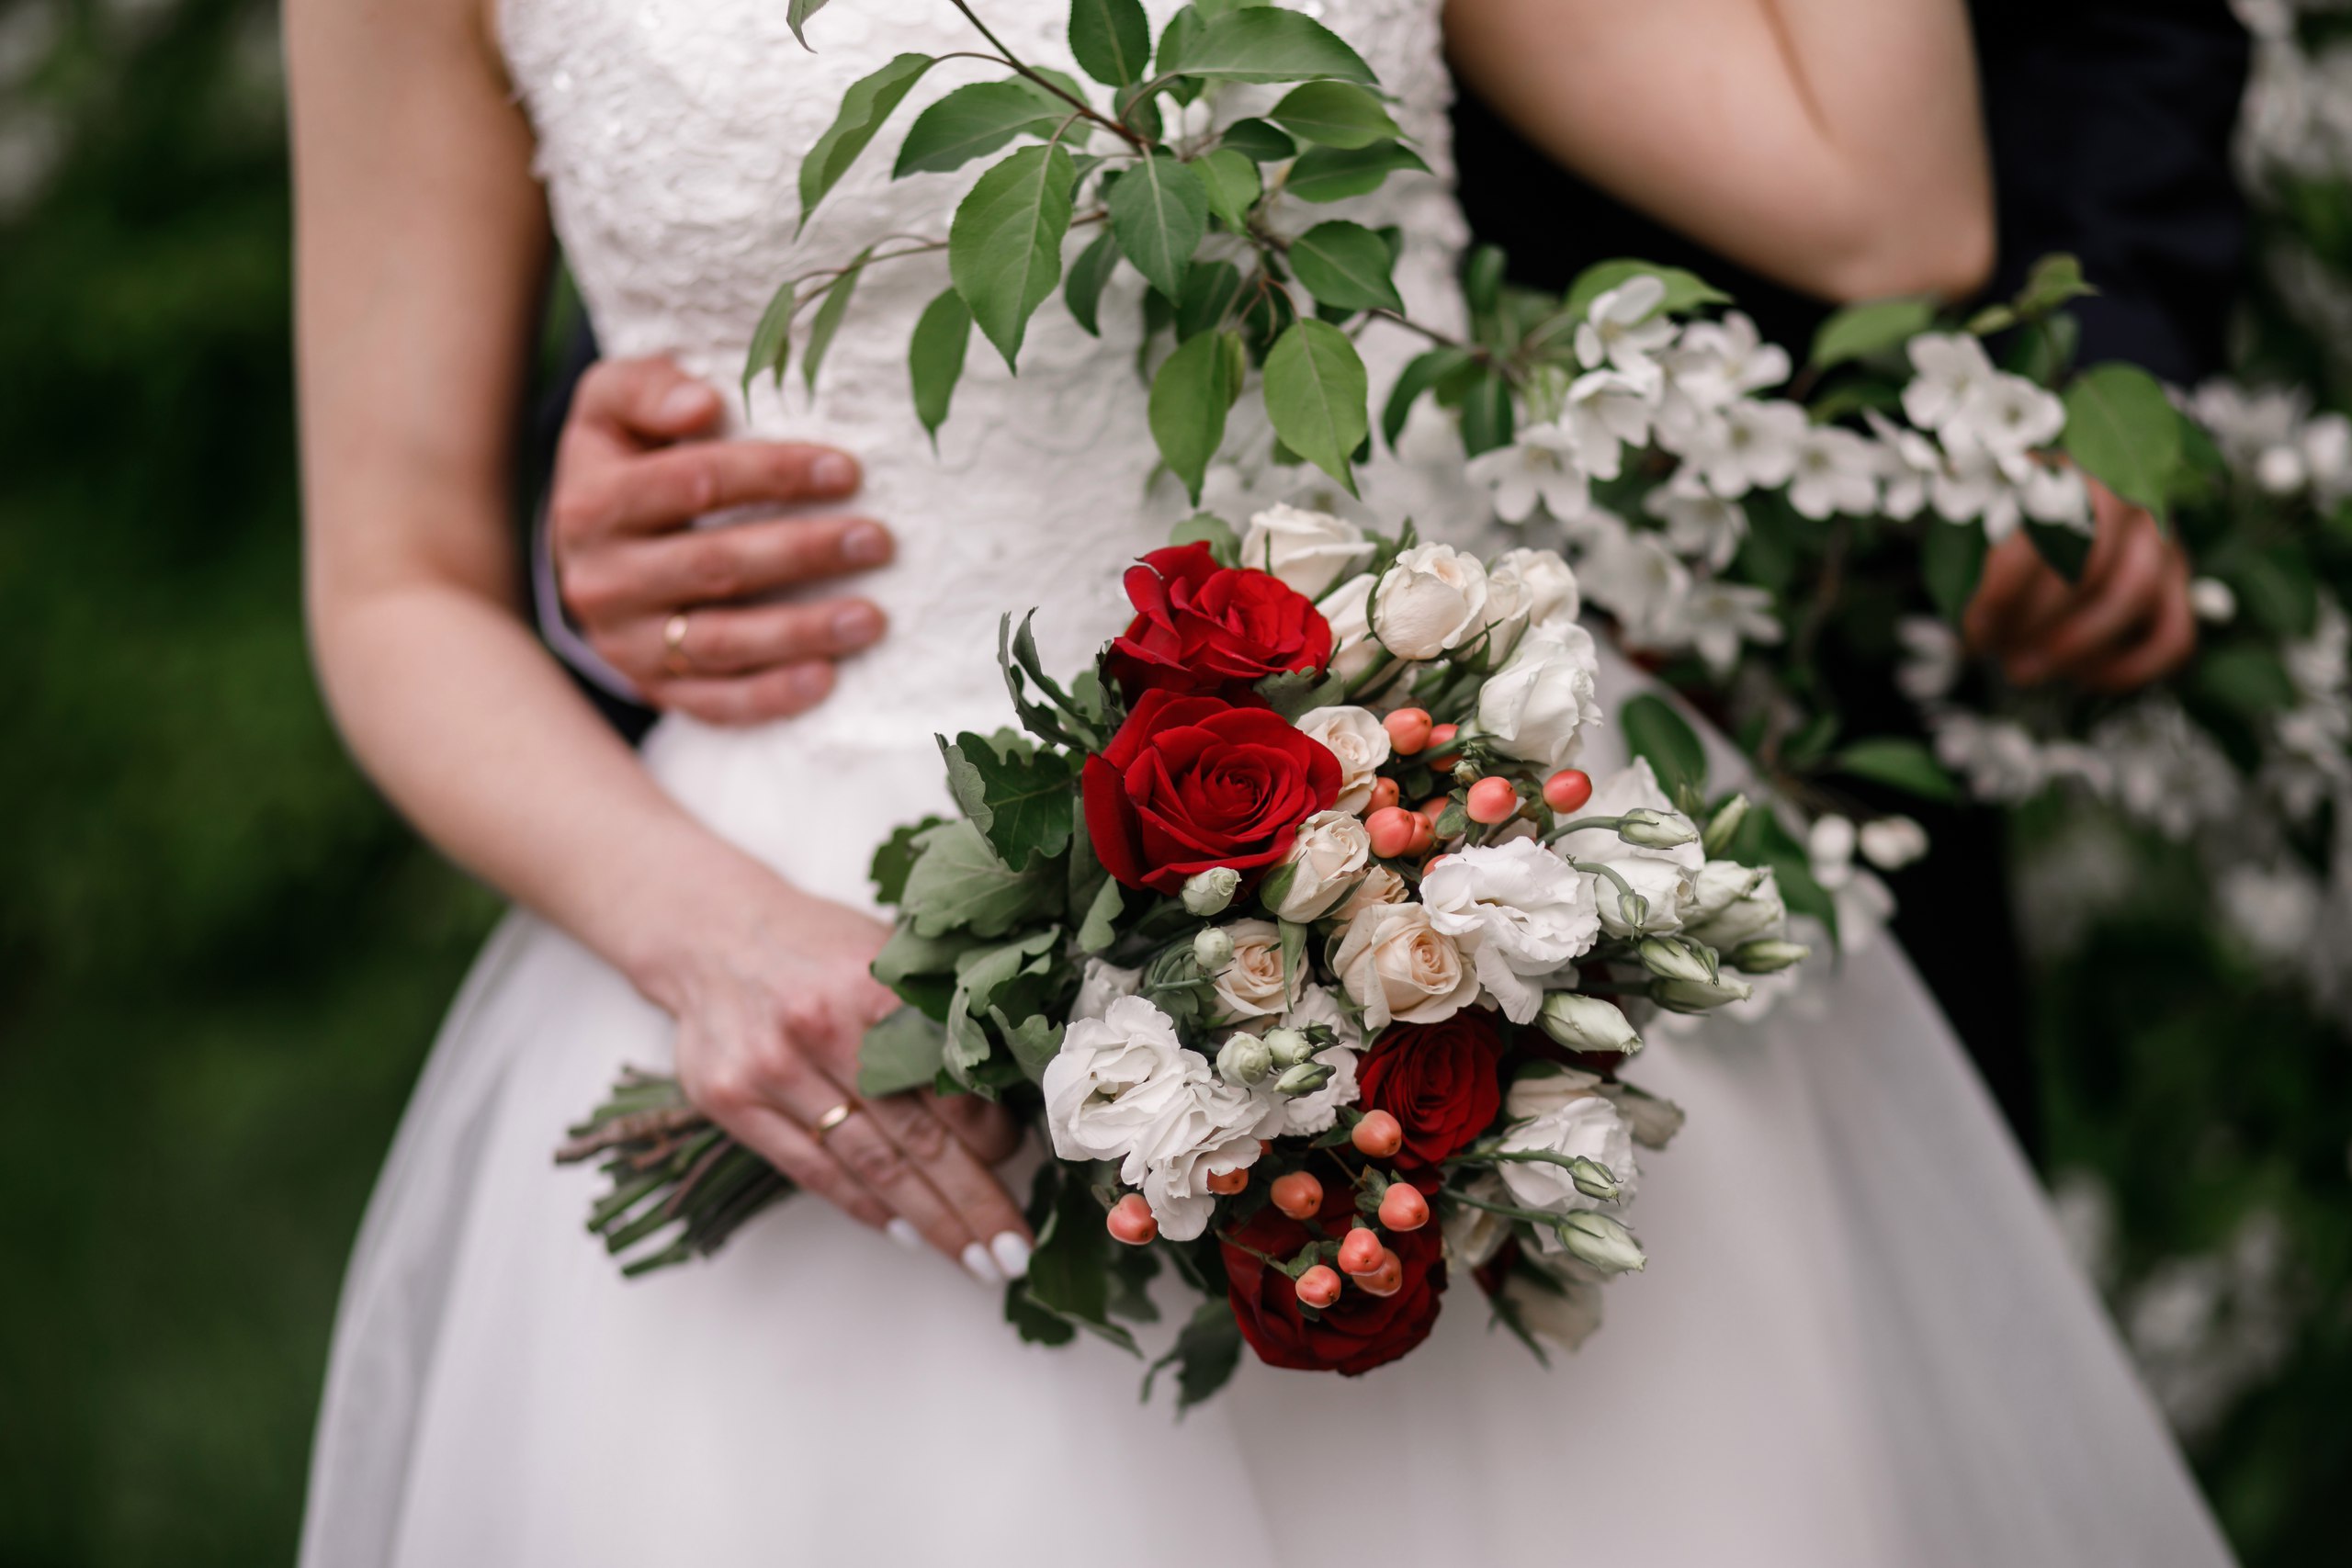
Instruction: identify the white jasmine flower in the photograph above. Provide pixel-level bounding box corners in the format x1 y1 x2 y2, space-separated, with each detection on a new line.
1786 424 1882 520
1859 816 1930 871
2021 462 2092 528
1499 1093 1640 1216
1951 371 2066 462
2189 577 2238 624
1569 511 1692 644
1562 368 1657 481
1238 503 1368 598
1330 900 1479 1030
1902 333 1998 433
1807 816 1897 951
1643 482 1747 570
1688 398 1807 498
1476 620 1606 771
1895 615 1963 702
1867 410 1943 521
1664 310 1791 410
1675 580 1783 677
1930 441 2024 540
1373 543 1491 659
1293 705 1391 816
1266 808 1373 920
1466 421 1590 525
1207 919 1303 1021
1575 275 1676 389
1420 839 1602 1022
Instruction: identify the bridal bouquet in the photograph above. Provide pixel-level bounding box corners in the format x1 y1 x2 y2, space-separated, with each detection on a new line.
566 514 1805 1401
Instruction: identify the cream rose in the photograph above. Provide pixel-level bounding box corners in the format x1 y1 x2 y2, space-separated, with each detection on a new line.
1482 547 1582 658
1209 918 1303 1021
1373 543 1490 659
1476 620 1605 771
1293 705 1392 815
1266 808 1373 921
1239 503 1370 598
1330 901 1479 1030
1317 571 1384 682
1337 863 1409 920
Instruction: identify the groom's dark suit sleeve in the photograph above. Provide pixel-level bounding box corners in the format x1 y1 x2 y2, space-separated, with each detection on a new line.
1451 0 2250 1159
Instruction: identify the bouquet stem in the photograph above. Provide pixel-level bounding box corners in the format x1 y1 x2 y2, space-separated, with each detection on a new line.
556 1069 791 1277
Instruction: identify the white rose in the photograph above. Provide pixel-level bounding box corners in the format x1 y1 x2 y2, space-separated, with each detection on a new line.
1041 997 1199 1167
1498 1093 1639 1214
1502 1261 1607 1353
1483 547 1582 658
1420 840 1601 1022
1209 918 1303 1021
1330 901 1480 1030
1476 621 1605 772
1267 808 1373 921
1373 543 1490 659
1239 503 1369 598
1680 861 1786 951
1293 705 1392 815
1131 1077 1268 1241
1337 863 1409 920
1317 572 1384 682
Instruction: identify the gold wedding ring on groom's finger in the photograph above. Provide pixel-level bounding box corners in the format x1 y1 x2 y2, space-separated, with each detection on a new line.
662 610 695 675
810 1100 858 1143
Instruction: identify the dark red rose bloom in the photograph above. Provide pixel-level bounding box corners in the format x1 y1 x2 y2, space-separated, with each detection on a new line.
1104 542 1333 699
1222 1180 1446 1376
1082 689 1341 894
1356 1012 1506 1170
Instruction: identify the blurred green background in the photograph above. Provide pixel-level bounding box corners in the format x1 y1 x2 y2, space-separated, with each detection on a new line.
0 2 2342 1564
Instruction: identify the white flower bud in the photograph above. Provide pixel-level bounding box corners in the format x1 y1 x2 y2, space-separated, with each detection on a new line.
1650 975 1754 1013
1617 808 1699 849
1566 1156 1622 1202
1729 938 1810 974
1274 1061 1335 1097
1193 927 1236 972
1182 867 1241 917
1556 1210 1645 1274
1215 1032 1273 1086
1701 794 1749 857
1637 934 1716 984
2188 576 2236 625
1261 1026 1316 1068
1537 993 1643 1055
1858 816 1928 872
1604 1085 1686 1150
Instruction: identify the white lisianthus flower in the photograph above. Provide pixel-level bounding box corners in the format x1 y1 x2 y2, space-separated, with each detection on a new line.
1208 918 1304 1021
1374 543 1491 659
1330 901 1480 1030
1562 367 1657 481
1317 571 1384 682
1902 333 1998 432
1070 957 1143 1022
1644 482 1747 570
1575 274 1675 389
1133 1079 1268 1241
1555 759 1702 936
1238 503 1369 598
1503 1261 1607 1353
1586 855 1694 938
1689 398 1807 498
1267 808 1372 921
1420 840 1602 1022
1498 1092 1640 1215
1476 620 1606 771
1553 758 1704 872
1466 421 1589 525
1680 861 1787 951
1293 705 1392 815
1602 1083 1686 1149
1042 996 1200 1166
1507 1064 1606 1120
1786 424 1882 520
1482 547 1582 659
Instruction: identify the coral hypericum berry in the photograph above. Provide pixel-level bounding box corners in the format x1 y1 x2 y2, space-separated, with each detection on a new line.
1466 776 1519 825
1377 1182 1430 1232
1295 1264 1343 1309
1367 777 1402 813
1206 1166 1250 1196
1355 1248 1405 1298
1543 768 1594 813
1351 1110 1405 1158
1426 724 1461 768
1106 1193 1159 1246
1365 807 1420 860
1337 1225 1386 1277
1270 1171 1325 1220
1383 707 1433 755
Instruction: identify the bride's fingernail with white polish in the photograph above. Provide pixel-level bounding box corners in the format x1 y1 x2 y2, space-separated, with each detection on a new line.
989 1232 1031 1280
886 1218 923 1253
810 453 857 491
832 604 881 646
842 523 890 565
960 1242 1004 1287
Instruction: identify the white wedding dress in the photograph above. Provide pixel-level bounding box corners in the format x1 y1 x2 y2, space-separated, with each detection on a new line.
300 2 2237 1564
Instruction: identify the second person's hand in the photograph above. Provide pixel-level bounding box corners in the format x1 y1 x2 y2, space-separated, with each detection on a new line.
549 355 896 723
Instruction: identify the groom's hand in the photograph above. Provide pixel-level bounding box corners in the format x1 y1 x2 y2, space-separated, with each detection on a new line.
550 355 894 724
1963 477 2196 695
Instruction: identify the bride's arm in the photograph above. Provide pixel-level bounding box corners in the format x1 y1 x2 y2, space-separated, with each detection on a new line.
285 0 1029 1279
1443 0 1995 303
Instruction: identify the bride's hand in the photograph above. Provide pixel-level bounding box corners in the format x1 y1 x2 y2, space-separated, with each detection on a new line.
644 867 1034 1284
550 355 896 724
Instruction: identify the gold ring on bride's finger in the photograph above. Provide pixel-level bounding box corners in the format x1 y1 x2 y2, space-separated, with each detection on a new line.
811 1100 858 1142
662 611 694 676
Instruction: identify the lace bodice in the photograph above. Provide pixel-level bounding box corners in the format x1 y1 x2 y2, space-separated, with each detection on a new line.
499 0 1474 750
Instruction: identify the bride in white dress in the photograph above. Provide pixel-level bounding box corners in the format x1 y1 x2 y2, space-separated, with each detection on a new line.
287 0 2236 1562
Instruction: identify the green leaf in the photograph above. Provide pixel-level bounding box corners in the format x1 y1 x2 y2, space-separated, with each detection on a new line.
1024 1162 1141 1354
1284 139 1429 203
1218 117 1297 163
944 931 1061 1080
951 144 1078 368
1172 7 1374 83
871 923 975 990
1458 367 1513 457
1620 694 1708 799
1256 667 1347 720
1149 327 1239 503
1077 874 1125 953
894 81 1060 177
1157 5 1205 85
1288 220 1403 313
1922 517 1989 625
2062 362 2183 519
897 820 1058 938
1261 318 1366 494
1463 243 1507 319
1170 510 1241 562
1173 261 1246 342
993 1010 1066 1082
798 53 935 231
1063 229 1121 337
1562 259 1729 322
908 288 973 442
857 1007 949 1098
786 0 831 50
1809 297 1937 370
1107 151 1208 300
742 280 796 397
1382 346 1472 449
1269 80 1399 148
869 814 948 906
2226 549 2321 639
801 246 872 394
1144 1298 1245 1409
2011 252 2095 321
1829 739 1960 803
939 730 1078 869
2193 645 2298 717
1070 0 1152 89
1198 148 1262 230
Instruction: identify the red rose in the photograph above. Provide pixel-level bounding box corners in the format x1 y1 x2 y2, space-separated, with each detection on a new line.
1221 1180 1446 1376
1356 1012 1506 1170
1082 689 1341 894
1105 542 1333 699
